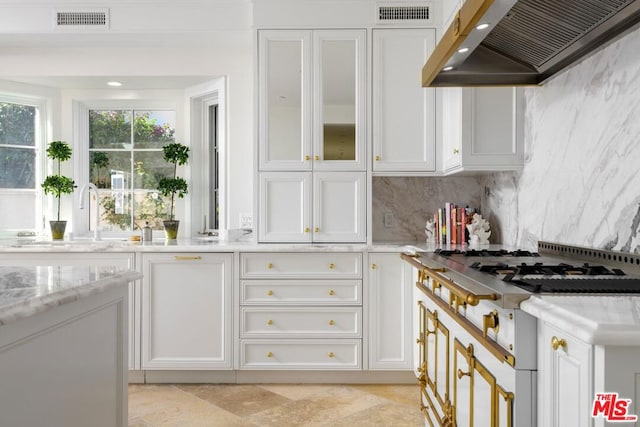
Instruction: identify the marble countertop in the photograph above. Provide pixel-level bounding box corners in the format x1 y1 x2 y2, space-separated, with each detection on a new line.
0 265 142 326
520 295 640 346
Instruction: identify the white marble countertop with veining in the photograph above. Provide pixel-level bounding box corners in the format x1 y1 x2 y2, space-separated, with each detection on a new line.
520 295 640 346
0 265 142 326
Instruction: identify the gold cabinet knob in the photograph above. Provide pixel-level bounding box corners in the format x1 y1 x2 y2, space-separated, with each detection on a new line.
267 319 273 325
304 227 310 233
267 352 273 358
328 352 335 358
375 155 380 161
328 289 335 296
329 263 335 269
267 290 274 296
328 319 335 326
267 263 274 269
315 155 320 161
314 227 320 233
551 336 567 351
371 263 377 270
457 369 471 379
482 309 500 337
305 155 311 161
453 148 460 154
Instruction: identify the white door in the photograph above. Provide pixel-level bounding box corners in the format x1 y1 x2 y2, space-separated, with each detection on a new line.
368 253 413 370
372 28 436 172
258 172 312 242
312 172 366 243
441 87 463 172
141 253 233 369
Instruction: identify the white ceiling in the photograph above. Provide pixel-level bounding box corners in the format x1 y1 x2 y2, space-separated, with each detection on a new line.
2 75 217 90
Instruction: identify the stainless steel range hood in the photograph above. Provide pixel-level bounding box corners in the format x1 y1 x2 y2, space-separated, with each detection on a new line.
423 0 640 86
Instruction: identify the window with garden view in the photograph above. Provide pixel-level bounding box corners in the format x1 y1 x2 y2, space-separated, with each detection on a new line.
89 110 177 232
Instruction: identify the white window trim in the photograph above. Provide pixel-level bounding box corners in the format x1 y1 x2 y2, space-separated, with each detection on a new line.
72 99 182 238
0 93 50 236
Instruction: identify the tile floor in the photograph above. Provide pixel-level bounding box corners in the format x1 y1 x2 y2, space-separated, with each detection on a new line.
129 383 423 426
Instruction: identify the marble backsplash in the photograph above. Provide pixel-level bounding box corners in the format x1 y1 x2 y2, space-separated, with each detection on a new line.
372 177 485 243
481 25 640 253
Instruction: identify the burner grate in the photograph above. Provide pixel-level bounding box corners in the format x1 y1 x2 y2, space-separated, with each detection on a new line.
513 278 640 293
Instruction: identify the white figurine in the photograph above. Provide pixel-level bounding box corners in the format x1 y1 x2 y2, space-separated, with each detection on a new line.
425 219 436 244
466 213 491 246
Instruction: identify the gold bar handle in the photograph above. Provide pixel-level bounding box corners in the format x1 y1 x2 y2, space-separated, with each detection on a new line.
174 256 202 261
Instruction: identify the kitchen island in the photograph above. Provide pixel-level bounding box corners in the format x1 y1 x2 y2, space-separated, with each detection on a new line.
0 265 141 427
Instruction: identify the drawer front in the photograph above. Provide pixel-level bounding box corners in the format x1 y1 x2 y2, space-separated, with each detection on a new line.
240 339 361 370
240 252 362 279
241 280 362 305
241 307 362 338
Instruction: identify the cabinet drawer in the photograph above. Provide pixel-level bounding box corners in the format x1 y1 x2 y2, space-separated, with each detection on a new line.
241 307 361 338
240 339 361 370
240 252 362 279
241 279 361 305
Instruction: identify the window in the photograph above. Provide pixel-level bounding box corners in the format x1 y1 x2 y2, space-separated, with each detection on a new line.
0 97 43 232
87 109 176 232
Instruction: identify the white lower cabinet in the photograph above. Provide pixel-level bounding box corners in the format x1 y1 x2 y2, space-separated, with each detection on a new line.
239 252 363 370
141 253 233 370
0 252 139 371
368 253 414 370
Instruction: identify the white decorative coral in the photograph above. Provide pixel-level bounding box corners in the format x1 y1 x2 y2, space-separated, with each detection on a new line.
425 219 436 244
466 213 491 245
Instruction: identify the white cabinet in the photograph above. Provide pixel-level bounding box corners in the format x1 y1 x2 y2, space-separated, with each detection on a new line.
441 86 524 174
538 322 593 427
141 253 233 370
367 253 413 370
239 252 363 370
0 252 139 371
372 28 437 173
258 171 366 243
258 29 366 172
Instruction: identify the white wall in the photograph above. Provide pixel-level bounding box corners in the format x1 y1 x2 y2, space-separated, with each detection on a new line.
483 26 640 253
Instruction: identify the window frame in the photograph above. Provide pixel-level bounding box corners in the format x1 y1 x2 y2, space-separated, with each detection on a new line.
73 99 184 238
0 93 48 236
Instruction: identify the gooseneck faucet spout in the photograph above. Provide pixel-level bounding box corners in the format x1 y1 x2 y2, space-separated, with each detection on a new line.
79 182 101 241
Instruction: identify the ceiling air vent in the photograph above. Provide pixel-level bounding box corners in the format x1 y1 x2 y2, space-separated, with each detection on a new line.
54 9 110 29
376 3 432 24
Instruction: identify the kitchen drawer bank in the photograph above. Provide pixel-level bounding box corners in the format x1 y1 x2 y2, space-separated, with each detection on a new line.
0 239 416 384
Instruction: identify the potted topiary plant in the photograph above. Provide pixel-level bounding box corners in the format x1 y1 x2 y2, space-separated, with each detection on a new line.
41 140 75 240
157 142 189 239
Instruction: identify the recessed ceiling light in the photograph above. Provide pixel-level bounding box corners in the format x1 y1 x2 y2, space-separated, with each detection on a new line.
107 81 122 87
443 66 454 71
476 23 490 30
457 47 469 53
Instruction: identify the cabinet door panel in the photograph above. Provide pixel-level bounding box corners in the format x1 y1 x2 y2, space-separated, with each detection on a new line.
313 172 366 242
259 172 312 242
141 253 233 369
372 29 436 172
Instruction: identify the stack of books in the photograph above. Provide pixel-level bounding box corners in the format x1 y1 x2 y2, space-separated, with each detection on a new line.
433 203 476 246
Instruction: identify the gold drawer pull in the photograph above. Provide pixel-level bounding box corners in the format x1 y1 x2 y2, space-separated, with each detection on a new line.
453 148 460 154
267 319 274 325
551 336 567 351
174 256 202 261
328 352 335 358
267 352 273 358
375 155 380 161
328 289 335 296
267 290 274 296
328 320 335 326
305 155 311 161
315 227 320 233
371 263 377 270
267 263 274 269
304 227 310 233
457 369 471 379
329 263 335 269
315 155 320 161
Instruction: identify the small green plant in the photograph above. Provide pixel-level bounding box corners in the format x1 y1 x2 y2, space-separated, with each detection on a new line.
157 142 189 221
91 151 110 187
41 140 75 221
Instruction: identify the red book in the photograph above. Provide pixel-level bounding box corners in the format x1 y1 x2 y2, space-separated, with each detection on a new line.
451 207 457 245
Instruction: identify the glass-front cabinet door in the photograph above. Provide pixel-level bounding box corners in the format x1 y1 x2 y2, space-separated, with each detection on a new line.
258 29 366 171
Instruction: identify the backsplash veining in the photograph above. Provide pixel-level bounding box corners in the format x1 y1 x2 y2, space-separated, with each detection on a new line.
372 177 483 243
482 25 640 253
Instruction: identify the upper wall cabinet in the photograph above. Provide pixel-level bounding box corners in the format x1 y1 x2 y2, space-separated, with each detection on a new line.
441 87 524 174
258 29 366 171
372 28 437 173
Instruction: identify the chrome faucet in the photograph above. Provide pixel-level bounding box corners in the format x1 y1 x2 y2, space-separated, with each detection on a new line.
79 182 101 241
